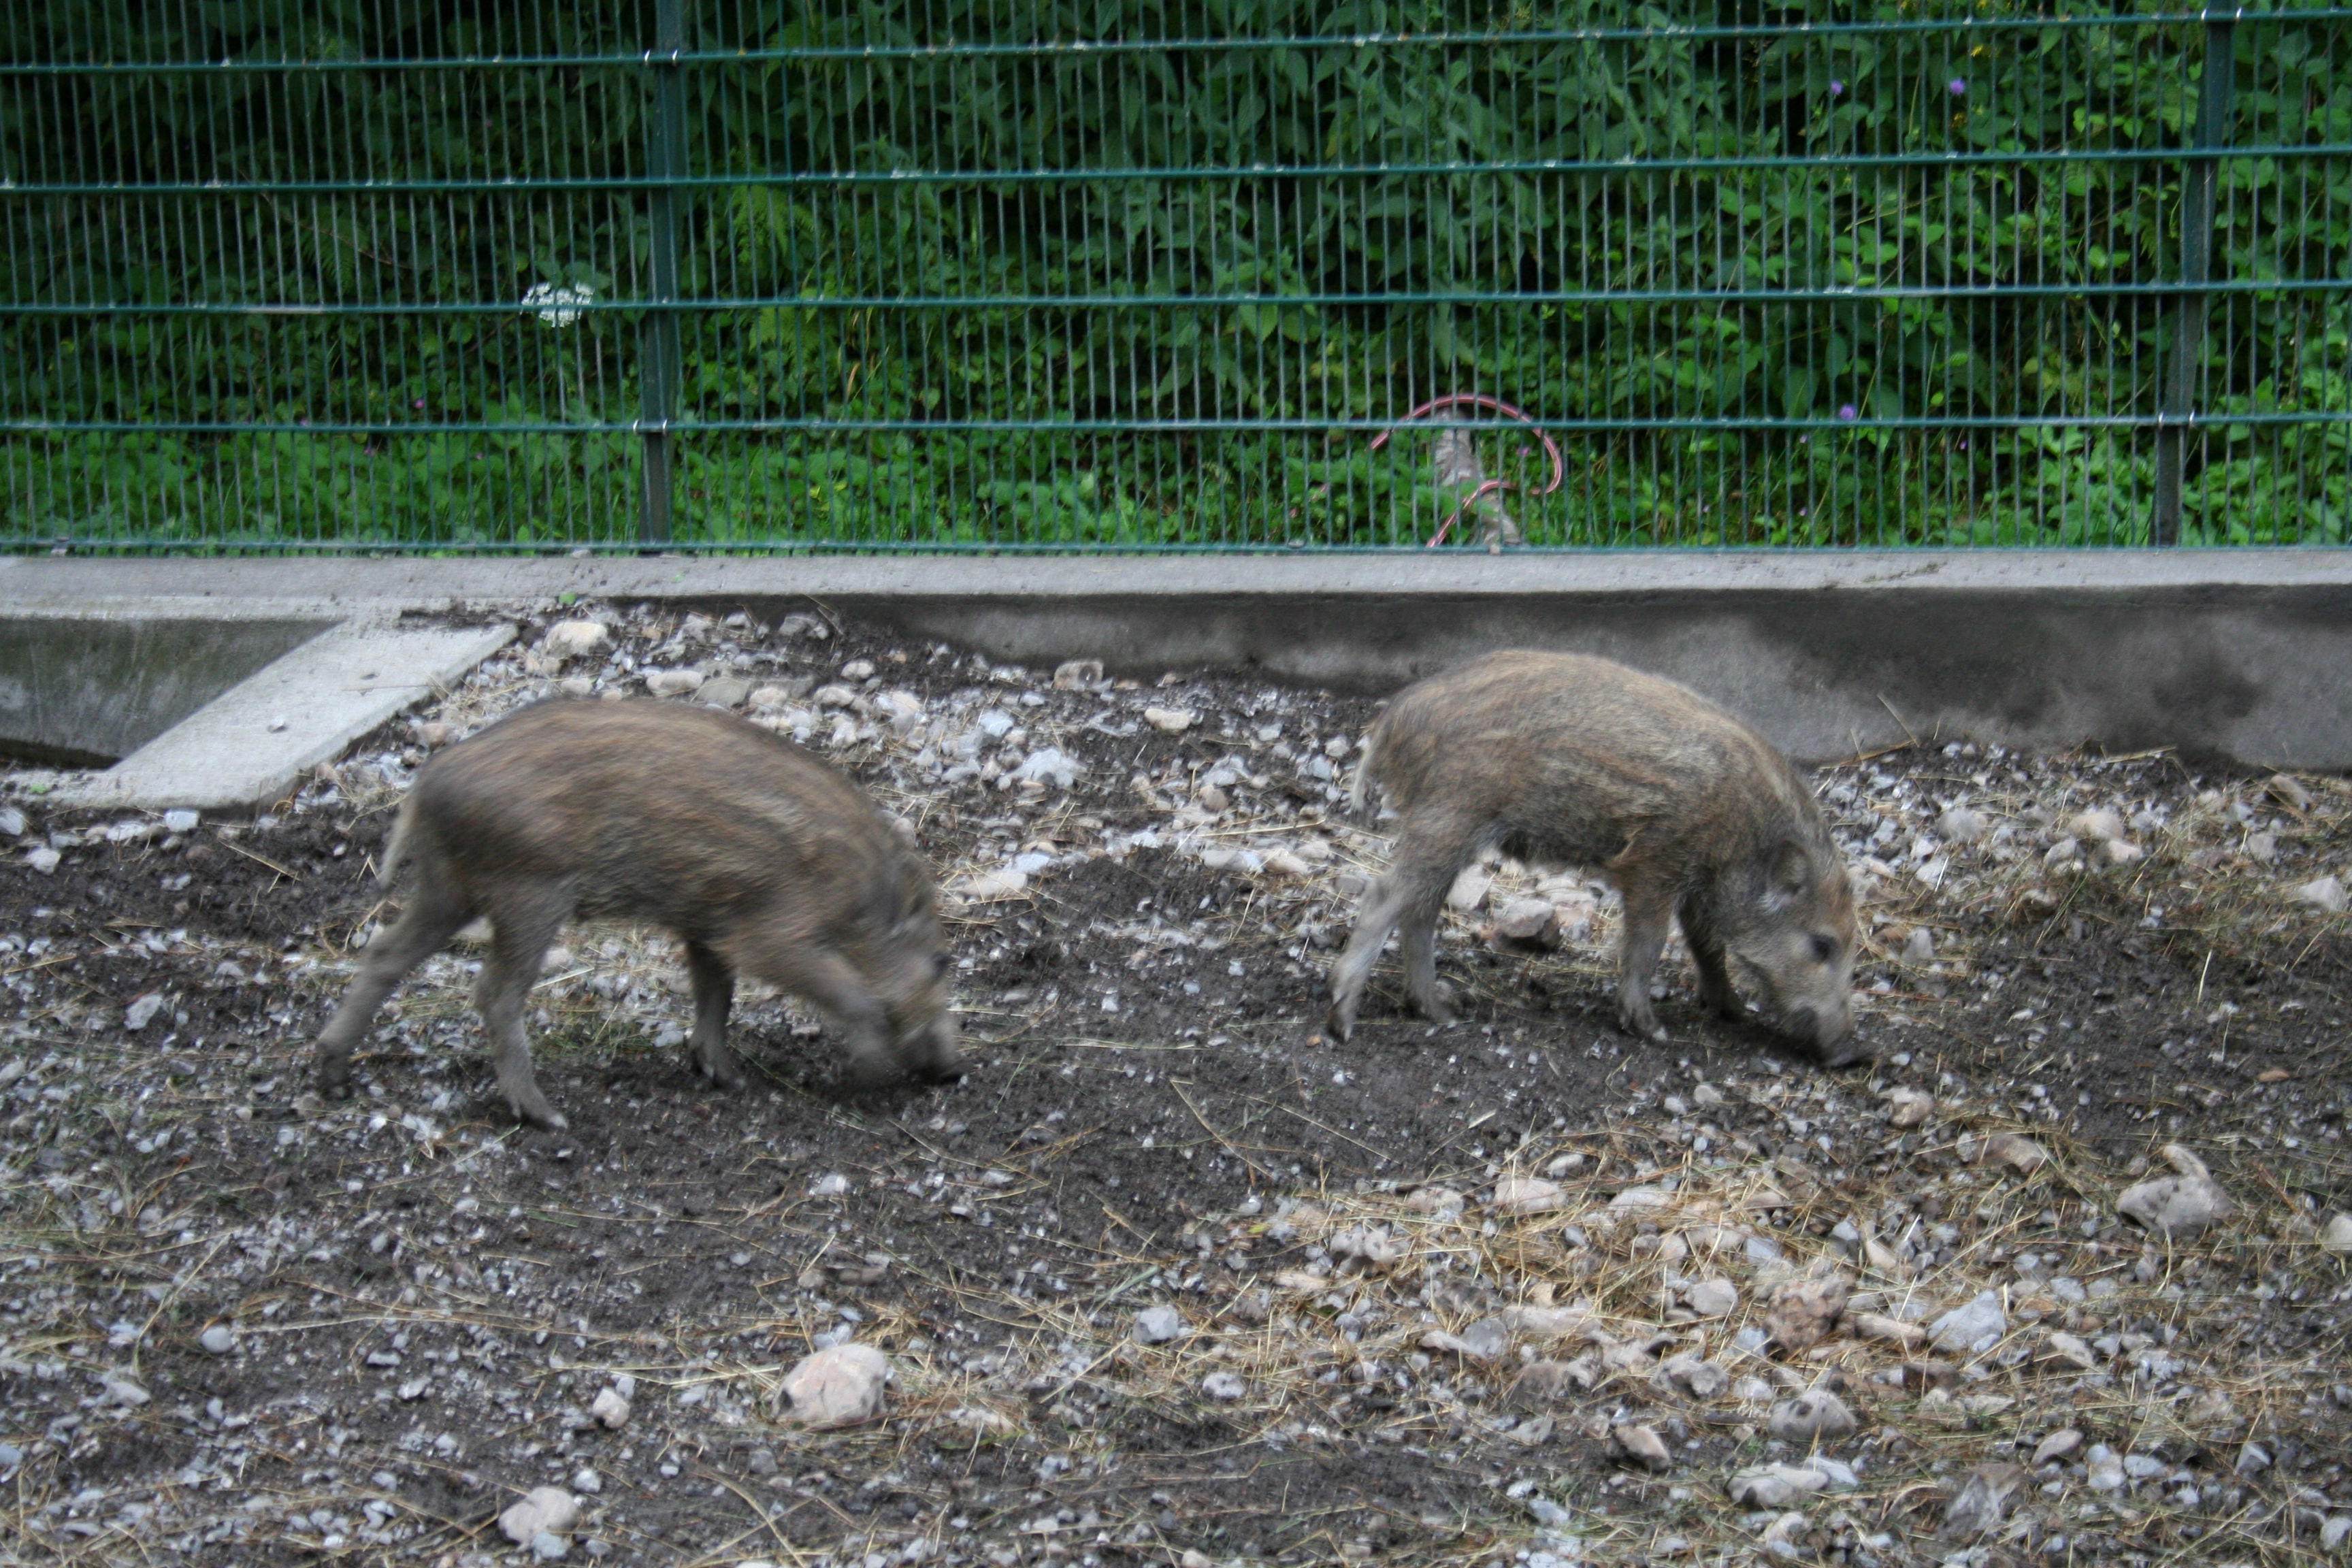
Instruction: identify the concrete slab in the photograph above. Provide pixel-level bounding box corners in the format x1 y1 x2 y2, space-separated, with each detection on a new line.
50 619 515 814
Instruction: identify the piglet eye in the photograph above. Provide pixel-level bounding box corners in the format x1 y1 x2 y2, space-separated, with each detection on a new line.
1810 934 1838 964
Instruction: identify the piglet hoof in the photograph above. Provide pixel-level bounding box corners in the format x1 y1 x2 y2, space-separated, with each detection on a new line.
315 1062 355 1100
694 1050 749 1093
841 1050 900 1094
1323 1006 1355 1044
1812 1033 1874 1069
1616 1005 1669 1046
502 1088 568 1132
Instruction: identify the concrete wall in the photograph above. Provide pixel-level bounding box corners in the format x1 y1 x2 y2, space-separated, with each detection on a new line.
6 551 2349 768
0 612 332 766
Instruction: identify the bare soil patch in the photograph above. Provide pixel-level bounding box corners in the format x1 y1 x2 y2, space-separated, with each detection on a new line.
3 602 2350 1568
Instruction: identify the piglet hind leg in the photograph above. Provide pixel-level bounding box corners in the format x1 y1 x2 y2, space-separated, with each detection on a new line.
1326 875 1413 1041
1678 894 1746 1022
683 938 748 1091
476 899 568 1130
1612 880 1676 1046
1382 815 1478 1027
314 877 475 1099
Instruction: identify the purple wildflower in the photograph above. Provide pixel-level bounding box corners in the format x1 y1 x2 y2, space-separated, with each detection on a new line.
1948 78 1967 97
1838 404 1858 421
1829 79 1844 97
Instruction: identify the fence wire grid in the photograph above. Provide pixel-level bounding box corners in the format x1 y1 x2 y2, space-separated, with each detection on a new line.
6 3 2352 554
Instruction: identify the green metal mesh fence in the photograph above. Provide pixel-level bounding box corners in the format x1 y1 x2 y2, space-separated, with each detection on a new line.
6 3 2351 553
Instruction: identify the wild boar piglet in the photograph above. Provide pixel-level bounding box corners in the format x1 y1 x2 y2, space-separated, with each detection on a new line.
312 698 961 1129
1328 651 1860 1062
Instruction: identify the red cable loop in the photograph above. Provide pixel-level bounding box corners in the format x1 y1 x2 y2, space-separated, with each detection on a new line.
1371 393 1563 548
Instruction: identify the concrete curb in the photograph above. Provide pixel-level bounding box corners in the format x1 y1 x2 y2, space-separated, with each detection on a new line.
6 551 2350 769
46 619 516 814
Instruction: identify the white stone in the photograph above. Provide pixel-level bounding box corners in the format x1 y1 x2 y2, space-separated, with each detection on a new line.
2085 1449 2125 1492
1928 1290 2007 1355
198 1324 235 1355
1936 806 1987 843
644 668 705 697
26 846 60 875
1013 747 1084 789
2070 809 2127 843
163 808 199 834
1446 865 1492 911
1491 1176 1567 1214
1143 708 1196 734
532 1531 569 1561
1200 1371 1246 1401
1260 849 1313 879
101 1375 150 1407
1767 1390 1857 1444
1684 1277 1740 1318
1967 1131 2053 1174
813 683 858 708
1942 1463 2028 1541
1661 1354 1729 1399
1610 1422 1673 1471
124 992 167 1031
498 1487 581 1546
1494 1305 1593 1341
1887 1088 1933 1128
1491 896 1558 943
1901 926 1935 963
781 1343 890 1427
697 676 750 709
571 1468 602 1494
1133 1307 1185 1345
2117 1144 2234 1239
838 659 876 680
947 868 1030 904
2319 1516 2351 1552
589 1387 631 1429
876 690 925 732
0 806 22 836
2042 1331 2098 1372
2321 1213 2352 1254
2296 875 2349 915
544 620 608 657
1728 1463 1829 1508
2033 1428 2082 1465
1763 1273 1848 1353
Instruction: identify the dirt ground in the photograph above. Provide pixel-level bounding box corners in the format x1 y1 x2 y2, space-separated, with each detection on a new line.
3 600 2351 1568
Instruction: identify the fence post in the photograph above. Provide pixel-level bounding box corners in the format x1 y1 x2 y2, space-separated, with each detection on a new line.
2151 8 2238 546
638 0 687 546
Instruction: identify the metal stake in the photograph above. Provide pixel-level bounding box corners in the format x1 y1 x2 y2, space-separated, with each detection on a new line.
2152 7 2239 546
638 0 687 547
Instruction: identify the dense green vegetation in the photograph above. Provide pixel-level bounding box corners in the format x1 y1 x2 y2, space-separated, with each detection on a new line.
5 2 2349 550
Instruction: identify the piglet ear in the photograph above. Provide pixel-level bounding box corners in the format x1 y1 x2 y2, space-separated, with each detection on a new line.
1763 840 1813 910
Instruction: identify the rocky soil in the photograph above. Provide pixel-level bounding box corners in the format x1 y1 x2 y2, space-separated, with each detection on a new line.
3 600 2350 1568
